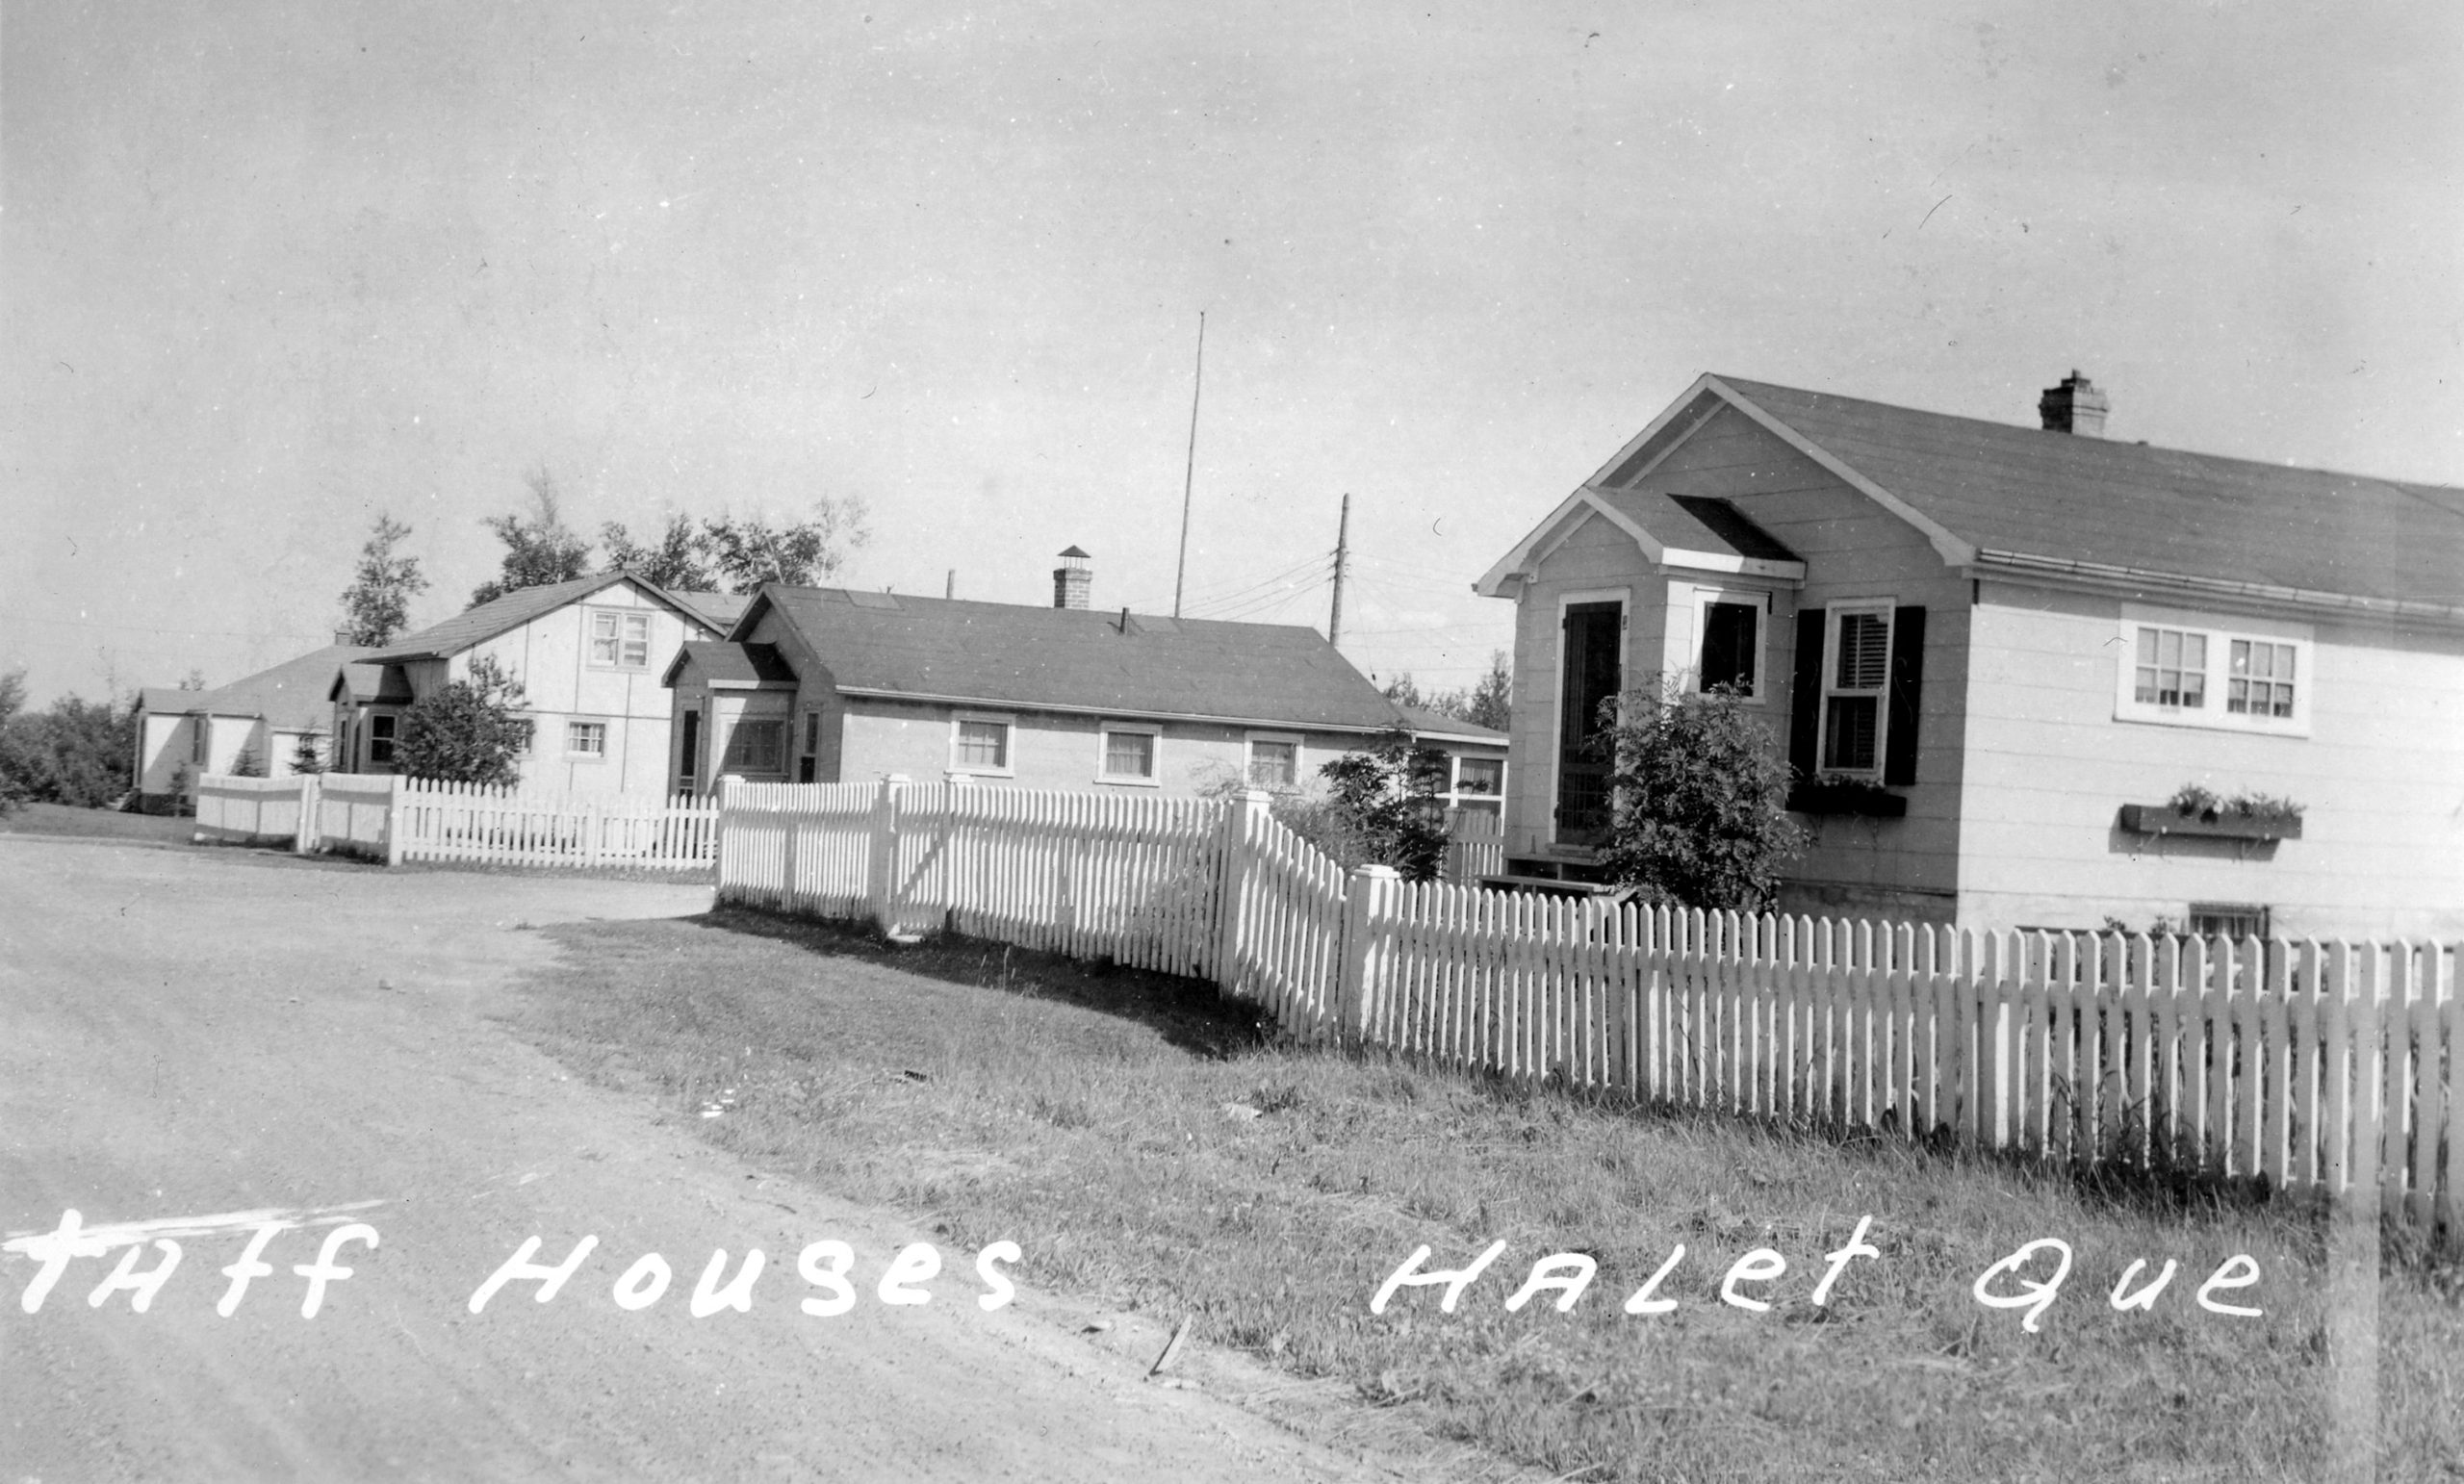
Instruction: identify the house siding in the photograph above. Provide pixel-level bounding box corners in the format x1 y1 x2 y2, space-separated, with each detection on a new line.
834 696 1377 796
1957 580 2464 939
442 581 709 794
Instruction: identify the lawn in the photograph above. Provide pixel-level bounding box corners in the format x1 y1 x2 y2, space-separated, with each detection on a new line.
0 801 194 845
510 907 2464 1483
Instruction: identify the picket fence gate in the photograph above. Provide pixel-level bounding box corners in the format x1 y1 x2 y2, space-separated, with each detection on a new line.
192 773 715 870
715 780 2464 1242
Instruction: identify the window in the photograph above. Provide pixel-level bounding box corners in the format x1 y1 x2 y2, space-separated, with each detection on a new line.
1098 724 1159 784
567 720 607 758
2134 627 2207 707
1819 606 1892 775
1247 733 1301 790
510 718 535 756
2114 615 2310 734
2189 902 2270 943
722 719 783 773
1698 598 1761 698
1453 755 1502 796
798 709 822 784
950 713 1014 776
2228 640 2297 718
588 609 652 669
191 720 210 765
370 713 398 766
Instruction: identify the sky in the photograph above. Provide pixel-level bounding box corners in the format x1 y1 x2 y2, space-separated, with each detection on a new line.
5 1 2459 706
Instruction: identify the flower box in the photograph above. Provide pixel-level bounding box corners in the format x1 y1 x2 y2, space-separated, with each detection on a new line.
1785 781 1908 818
2118 804 2302 841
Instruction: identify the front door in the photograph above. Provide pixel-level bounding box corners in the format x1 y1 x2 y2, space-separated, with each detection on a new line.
1554 601 1623 845
677 709 701 795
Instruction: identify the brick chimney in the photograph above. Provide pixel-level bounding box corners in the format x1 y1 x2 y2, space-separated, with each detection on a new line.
1052 546 1091 609
2038 371 2109 437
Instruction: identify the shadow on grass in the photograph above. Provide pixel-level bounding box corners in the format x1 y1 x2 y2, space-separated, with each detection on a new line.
687 903 1273 1061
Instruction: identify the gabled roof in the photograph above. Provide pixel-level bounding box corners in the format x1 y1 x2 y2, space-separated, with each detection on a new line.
1396 704 1507 747
141 644 372 729
330 661 414 706
723 586 1407 731
363 572 727 662
669 589 751 632
663 641 798 688
1485 371 2464 624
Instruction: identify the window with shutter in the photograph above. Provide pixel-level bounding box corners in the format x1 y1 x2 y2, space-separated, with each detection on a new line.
1820 606 1893 775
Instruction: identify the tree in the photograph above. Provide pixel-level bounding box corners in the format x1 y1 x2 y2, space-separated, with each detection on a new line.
471 469 591 606
340 513 429 646
1595 680 1807 913
1378 652 1508 734
289 732 327 775
1314 729 1451 883
700 499 870 593
600 512 718 591
0 689 138 808
394 654 529 787
1463 650 1511 732
230 744 265 779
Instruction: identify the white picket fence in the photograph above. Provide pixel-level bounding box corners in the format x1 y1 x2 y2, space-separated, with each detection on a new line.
717 779 1226 979
396 779 716 869
717 780 2464 1243
192 773 715 871
1441 808 1504 883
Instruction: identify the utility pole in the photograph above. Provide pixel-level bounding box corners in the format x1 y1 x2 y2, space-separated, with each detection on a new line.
1171 311 1206 618
1328 493 1350 648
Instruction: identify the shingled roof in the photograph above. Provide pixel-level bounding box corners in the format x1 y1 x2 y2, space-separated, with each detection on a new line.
363 573 734 661
1694 374 2464 614
141 643 372 730
732 587 1407 731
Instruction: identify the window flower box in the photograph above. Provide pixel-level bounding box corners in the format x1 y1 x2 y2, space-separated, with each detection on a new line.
1785 780 1908 818
2117 803 2302 841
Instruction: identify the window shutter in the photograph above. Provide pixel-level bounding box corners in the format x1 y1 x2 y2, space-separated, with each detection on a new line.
1884 605 1926 786
1788 607 1824 780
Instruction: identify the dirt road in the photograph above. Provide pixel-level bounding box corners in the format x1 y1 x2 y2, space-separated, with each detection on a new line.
0 837 1423 1482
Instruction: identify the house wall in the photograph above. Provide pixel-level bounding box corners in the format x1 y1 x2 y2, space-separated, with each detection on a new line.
1501 406 1970 919
420 580 716 795
834 696 1379 797
137 712 192 799
1957 580 2464 939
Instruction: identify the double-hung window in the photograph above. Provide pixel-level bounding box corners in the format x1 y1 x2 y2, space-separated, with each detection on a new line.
567 720 607 758
951 712 1014 777
1097 724 1159 785
588 610 652 669
1246 733 1301 790
2114 613 2310 734
1819 605 1893 775
370 713 398 766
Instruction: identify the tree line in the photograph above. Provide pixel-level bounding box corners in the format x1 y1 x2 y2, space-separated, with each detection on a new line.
342 469 871 648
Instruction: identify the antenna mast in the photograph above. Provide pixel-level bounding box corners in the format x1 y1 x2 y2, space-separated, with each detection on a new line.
1171 311 1206 618
1328 494 1350 648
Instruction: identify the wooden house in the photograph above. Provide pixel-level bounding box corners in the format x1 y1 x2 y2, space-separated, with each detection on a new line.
1477 371 2464 939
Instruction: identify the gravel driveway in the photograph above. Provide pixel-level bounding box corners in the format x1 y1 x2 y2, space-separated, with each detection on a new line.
0 837 1413 1482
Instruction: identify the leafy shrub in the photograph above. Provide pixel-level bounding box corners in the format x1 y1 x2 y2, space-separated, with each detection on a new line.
396 654 529 787
1596 681 1807 912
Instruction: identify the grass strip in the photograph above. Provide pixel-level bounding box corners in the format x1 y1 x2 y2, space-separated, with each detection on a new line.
510 907 2464 1483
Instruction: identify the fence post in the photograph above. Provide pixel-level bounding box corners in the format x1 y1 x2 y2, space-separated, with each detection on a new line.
294 774 320 856
383 774 407 867
1211 789 1270 995
714 775 743 902
1338 864 1401 1047
869 775 909 934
